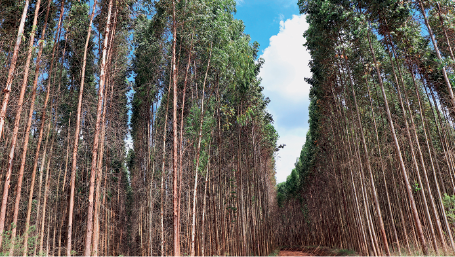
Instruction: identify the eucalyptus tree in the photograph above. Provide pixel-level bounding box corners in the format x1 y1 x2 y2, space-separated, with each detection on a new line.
0 0 277 255
0 0 29 140
277 0 455 255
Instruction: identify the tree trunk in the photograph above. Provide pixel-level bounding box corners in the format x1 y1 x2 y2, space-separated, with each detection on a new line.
19 1 66 254
0 0 30 140
418 0 455 113
367 28 429 255
67 1 97 255
160 74 172 256
1 0 51 250
436 3 455 60
39 134 56 255
344 53 391 255
33 121 52 256
171 0 181 255
5 0 43 252
201 145 211 257
178 38 193 256
191 46 212 257
365 77 401 254
84 0 112 254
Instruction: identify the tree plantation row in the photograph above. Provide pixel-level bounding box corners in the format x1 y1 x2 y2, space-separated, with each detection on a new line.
0 0 279 255
8 0 455 256
276 0 455 256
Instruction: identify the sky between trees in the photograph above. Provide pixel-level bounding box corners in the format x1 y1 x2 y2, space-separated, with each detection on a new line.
235 1 312 183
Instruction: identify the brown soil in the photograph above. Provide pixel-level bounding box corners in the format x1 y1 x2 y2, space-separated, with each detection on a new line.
279 250 314 256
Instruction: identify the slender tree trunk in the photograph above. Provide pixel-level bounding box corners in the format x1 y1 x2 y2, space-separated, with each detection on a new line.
365 77 401 254
160 75 172 256
367 28 429 255
67 1 97 255
177 38 193 255
344 53 391 255
171 0 181 255
16 1 65 254
436 3 455 60
0 0 30 139
5 0 43 252
94 12 116 253
84 0 112 254
406 65 450 253
93 56 112 257
39 134 56 255
54 30 70 257
382 38 441 254
418 0 455 112
149 102 157 257
1 0 52 250
33 121 52 256
191 46 212 257
63 116 71 191
201 146 211 257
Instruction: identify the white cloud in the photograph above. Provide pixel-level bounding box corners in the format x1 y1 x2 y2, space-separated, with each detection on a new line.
235 0 244 6
259 14 311 183
261 15 311 103
274 127 308 183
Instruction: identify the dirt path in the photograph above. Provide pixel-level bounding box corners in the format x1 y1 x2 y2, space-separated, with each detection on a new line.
278 250 314 256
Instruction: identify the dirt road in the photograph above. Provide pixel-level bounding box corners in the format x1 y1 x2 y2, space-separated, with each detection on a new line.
278 251 315 257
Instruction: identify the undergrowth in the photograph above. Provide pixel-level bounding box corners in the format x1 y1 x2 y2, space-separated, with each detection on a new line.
269 248 281 256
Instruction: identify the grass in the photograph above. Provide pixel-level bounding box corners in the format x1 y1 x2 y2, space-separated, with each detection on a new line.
274 245 357 256
390 244 455 256
334 248 356 256
392 251 455 257
268 248 281 256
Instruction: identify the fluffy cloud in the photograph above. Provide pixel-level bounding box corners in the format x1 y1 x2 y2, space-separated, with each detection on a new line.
259 14 311 183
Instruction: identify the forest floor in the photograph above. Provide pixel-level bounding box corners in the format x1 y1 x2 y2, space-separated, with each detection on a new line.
278 251 316 257
276 246 356 256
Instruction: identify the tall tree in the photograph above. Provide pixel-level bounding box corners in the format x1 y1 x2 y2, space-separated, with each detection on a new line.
0 0 29 139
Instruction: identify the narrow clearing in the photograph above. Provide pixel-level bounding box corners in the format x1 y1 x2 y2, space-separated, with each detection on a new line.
279 250 313 256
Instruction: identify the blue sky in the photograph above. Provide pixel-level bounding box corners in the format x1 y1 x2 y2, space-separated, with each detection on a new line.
234 0 300 53
234 0 312 183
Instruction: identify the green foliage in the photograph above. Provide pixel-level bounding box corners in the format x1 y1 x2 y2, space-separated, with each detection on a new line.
1 224 37 256
65 2 96 92
279 0 455 252
127 1 278 254
335 248 357 256
268 248 281 256
276 126 317 206
413 181 422 192
126 149 135 173
443 194 455 226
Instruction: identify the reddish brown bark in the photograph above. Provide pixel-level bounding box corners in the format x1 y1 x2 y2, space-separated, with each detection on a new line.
191 46 212 257
367 29 429 255
172 0 180 255
0 0 30 140
84 0 113 254
93 6 117 256
418 0 455 112
347 64 390 256
5 0 43 253
67 1 97 255
0 0 52 250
